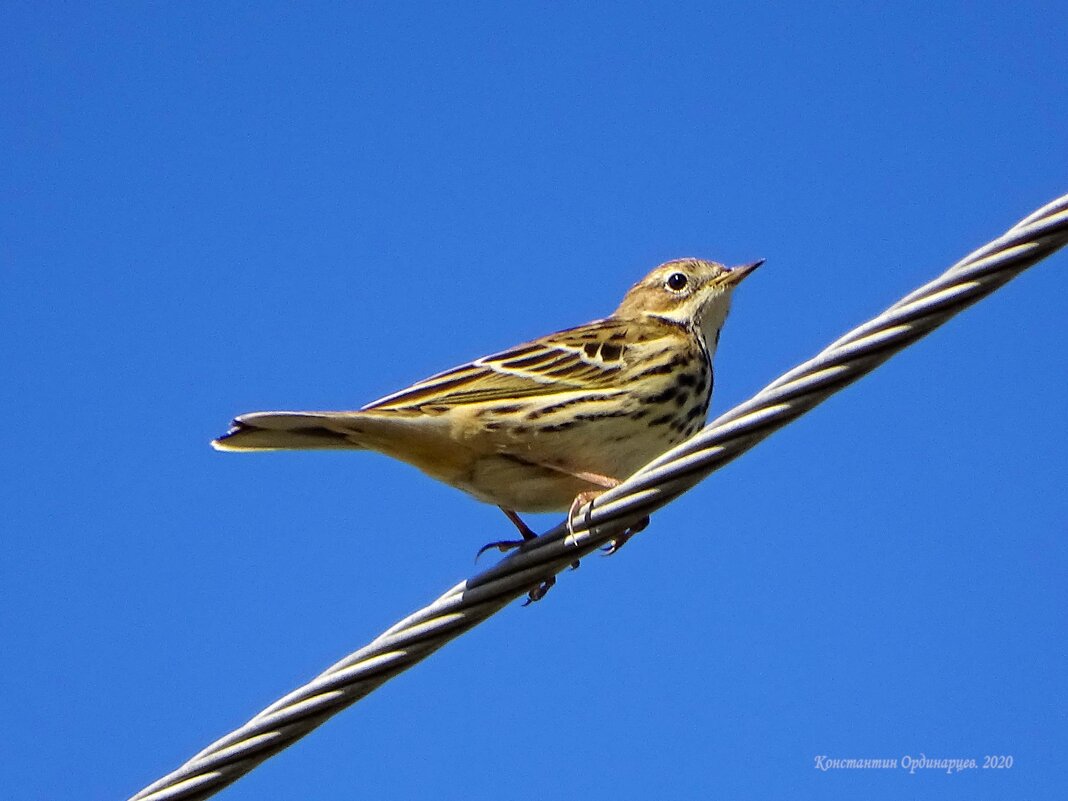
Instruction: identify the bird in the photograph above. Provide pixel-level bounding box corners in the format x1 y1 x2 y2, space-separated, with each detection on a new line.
212 257 762 588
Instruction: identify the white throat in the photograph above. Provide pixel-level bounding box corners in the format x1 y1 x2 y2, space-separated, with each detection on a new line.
696 290 734 358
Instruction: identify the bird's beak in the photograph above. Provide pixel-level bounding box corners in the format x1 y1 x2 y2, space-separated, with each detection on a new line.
723 258 765 286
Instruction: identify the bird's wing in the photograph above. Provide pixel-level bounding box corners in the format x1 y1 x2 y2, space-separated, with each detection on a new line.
362 318 644 411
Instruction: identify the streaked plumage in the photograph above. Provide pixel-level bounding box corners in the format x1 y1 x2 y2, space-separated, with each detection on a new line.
213 257 761 529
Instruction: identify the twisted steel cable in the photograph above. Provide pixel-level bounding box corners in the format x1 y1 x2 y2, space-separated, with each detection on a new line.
129 192 1068 801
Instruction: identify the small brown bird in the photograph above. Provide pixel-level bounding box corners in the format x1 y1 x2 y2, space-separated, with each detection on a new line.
213 257 761 551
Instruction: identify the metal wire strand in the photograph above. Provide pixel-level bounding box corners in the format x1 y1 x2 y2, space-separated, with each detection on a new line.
129 192 1068 801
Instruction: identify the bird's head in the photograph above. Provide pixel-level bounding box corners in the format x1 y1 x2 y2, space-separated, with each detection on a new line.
614 257 763 349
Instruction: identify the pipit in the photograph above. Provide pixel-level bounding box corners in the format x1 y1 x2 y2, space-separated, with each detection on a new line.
213 257 761 597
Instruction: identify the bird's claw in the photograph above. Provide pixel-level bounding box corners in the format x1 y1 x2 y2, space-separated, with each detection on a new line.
475 538 527 561
600 516 651 556
523 576 556 605
489 514 648 604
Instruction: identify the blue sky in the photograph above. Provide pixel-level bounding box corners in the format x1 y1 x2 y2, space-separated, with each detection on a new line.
2 4 1066 800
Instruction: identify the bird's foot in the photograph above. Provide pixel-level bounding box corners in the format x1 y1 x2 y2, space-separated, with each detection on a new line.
601 515 651 556
476 507 540 561
565 490 602 539
522 575 556 605
475 537 527 560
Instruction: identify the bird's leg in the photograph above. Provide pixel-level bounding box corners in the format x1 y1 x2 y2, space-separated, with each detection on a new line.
475 462 617 562
563 475 649 557
475 463 629 604
476 509 560 604
566 489 606 538
475 507 538 561
501 507 538 540
564 472 621 540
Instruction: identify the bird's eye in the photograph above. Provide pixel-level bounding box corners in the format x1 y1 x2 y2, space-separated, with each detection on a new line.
666 272 688 291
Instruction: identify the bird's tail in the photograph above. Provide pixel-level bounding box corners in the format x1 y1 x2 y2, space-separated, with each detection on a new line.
211 411 369 451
